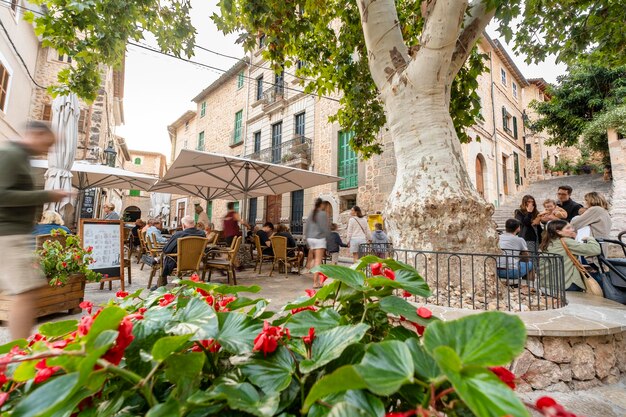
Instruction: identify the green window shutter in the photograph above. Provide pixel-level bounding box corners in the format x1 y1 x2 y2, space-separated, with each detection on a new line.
514 153 520 185
233 110 243 144
207 200 212 220
197 131 205 150
513 116 518 139
501 107 507 130
237 71 244 89
201 102 206 118
129 189 140 197
338 131 358 190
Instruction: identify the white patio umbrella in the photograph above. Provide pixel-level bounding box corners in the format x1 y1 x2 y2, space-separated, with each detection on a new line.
150 149 342 227
44 94 80 212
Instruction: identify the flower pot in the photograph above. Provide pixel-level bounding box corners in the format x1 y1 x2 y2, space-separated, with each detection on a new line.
0 274 86 321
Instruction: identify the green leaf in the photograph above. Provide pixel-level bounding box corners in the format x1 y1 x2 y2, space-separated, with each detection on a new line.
367 269 431 297
242 345 295 394
146 397 182 417
303 366 366 411
312 265 366 289
0 339 27 354
285 308 342 337
217 312 263 354
300 324 369 374
423 311 526 367
167 298 218 341
211 382 280 417
327 402 368 417
405 338 441 381
152 334 193 362
355 341 414 396
343 390 385 417
12 360 37 382
13 372 80 417
86 306 127 348
435 347 530 417
283 282 339 311
379 296 436 326
214 284 262 294
165 352 205 386
227 296 267 310
38 320 78 338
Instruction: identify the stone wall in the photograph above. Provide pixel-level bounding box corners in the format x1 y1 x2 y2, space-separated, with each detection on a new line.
511 332 626 392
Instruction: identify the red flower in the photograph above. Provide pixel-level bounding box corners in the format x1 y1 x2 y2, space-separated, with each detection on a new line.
34 360 61 384
253 321 288 356
78 315 94 336
305 289 317 297
385 411 416 417
49 339 71 349
191 339 221 353
401 290 412 298
535 396 580 417
79 301 93 314
61 262 68 268
204 295 215 305
86 246 93 253
219 296 237 308
159 294 175 307
410 322 425 336
190 273 200 282
102 316 135 365
489 366 516 389
138 307 147 314
196 287 210 297
0 392 9 407
0 373 7 385
319 273 328 284
116 291 129 298
371 262 383 276
416 307 432 319
291 306 317 315
28 333 45 347
383 268 395 280
303 327 315 345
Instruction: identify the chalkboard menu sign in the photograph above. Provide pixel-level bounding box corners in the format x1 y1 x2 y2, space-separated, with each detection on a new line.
80 219 125 289
80 188 97 219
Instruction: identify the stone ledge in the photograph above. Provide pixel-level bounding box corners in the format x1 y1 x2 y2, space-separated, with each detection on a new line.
427 292 626 337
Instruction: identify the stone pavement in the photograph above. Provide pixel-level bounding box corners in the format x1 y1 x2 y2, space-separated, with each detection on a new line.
0 261 624 416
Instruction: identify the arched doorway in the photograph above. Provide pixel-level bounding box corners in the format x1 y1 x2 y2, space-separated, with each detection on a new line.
123 206 141 222
475 154 486 198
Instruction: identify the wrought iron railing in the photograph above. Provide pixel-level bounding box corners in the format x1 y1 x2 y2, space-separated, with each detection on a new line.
358 243 567 311
246 136 312 165
263 84 286 105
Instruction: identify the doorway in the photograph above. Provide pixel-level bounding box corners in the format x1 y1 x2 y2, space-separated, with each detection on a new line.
475 154 486 198
265 194 282 226
123 206 141 222
502 155 509 195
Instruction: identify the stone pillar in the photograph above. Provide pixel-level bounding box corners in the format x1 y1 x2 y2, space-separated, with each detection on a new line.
608 128 626 236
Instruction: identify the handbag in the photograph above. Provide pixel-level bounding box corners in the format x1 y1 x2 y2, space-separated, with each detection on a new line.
596 271 626 304
560 239 604 296
354 218 372 243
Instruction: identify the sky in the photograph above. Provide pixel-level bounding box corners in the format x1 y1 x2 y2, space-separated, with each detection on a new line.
116 1 568 159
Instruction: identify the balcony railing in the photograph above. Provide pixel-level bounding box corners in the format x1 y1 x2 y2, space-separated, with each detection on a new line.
246 136 312 166
262 84 286 106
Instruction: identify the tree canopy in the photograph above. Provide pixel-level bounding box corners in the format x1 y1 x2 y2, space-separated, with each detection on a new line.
530 65 626 153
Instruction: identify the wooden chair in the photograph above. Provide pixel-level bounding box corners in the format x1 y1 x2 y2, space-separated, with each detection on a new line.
35 233 67 250
253 234 274 274
137 230 148 267
145 235 164 289
123 230 133 285
203 236 241 285
270 236 301 277
164 236 208 280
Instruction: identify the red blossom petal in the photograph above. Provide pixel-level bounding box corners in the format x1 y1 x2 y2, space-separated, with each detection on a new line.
383 268 395 280
116 291 129 298
303 327 315 345
159 294 175 307
371 262 383 276
0 392 9 407
319 273 328 284
190 273 200 282
304 289 317 297
489 366 516 389
79 301 93 314
291 306 317 314
78 315 94 336
536 397 558 410
416 307 432 319
401 291 412 298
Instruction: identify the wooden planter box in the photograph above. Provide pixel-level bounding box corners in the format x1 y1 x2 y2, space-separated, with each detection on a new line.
0 274 86 321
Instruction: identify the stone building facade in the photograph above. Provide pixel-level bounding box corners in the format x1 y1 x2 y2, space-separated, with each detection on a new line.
121 150 167 221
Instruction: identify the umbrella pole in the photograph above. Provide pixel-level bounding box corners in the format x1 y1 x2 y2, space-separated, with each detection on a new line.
241 165 250 237
74 189 84 232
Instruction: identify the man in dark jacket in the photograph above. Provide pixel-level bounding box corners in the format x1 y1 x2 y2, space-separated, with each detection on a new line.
158 215 206 287
0 122 70 338
556 185 585 222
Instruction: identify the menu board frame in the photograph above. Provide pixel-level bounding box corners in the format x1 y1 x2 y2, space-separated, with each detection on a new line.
79 219 124 287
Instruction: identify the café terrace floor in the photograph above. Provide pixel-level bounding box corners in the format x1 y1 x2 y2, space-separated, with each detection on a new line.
0 259 624 416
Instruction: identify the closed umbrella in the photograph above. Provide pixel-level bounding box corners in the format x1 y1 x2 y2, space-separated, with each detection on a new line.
44 94 80 212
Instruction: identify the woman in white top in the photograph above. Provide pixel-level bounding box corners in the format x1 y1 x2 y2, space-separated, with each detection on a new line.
346 206 372 262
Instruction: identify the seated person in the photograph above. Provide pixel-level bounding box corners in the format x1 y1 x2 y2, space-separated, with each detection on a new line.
131 219 145 245
256 222 274 256
276 224 304 266
497 219 534 282
538 199 567 224
146 219 168 244
158 215 207 287
33 210 71 235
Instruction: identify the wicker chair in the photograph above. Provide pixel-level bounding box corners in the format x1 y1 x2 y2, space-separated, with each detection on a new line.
145 235 164 289
269 236 301 277
253 234 274 274
138 230 149 268
35 233 68 250
167 236 209 279
203 236 242 285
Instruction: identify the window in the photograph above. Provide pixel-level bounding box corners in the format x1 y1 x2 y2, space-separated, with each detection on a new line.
237 71 244 89
259 34 266 48
253 131 261 154
233 110 243 144
294 112 305 138
200 101 206 118
477 95 483 119
338 131 358 190
500 68 507 86
513 152 521 186
501 107 511 134
57 53 72 63
512 82 518 99
296 60 305 70
129 190 140 197
256 76 264 101
271 122 283 163
197 131 205 151
134 157 142 165
42 104 52 121
185 121 189 131
10 0 18 13
525 143 532 158
512 116 518 139
0 62 10 112
274 70 284 95
78 109 87 133
290 190 304 234
248 197 257 225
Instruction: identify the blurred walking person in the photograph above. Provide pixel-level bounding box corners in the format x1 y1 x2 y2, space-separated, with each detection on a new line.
0 122 71 339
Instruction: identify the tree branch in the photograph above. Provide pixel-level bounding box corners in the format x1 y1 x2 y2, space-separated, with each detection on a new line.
356 0 410 88
447 0 495 83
